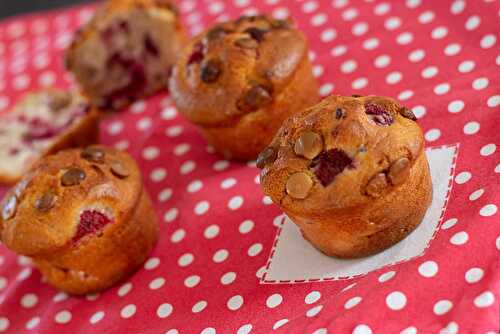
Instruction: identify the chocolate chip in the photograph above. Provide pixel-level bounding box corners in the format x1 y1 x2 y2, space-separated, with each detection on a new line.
234 37 259 49
81 146 105 163
244 27 267 42
61 168 86 186
1 196 17 220
238 85 272 112
399 107 417 121
206 26 230 40
256 147 277 169
335 107 346 119
388 157 411 185
48 91 71 110
351 94 362 98
35 193 55 212
365 173 388 197
271 19 290 29
312 149 353 187
286 172 313 199
294 131 323 160
200 59 222 83
110 161 130 178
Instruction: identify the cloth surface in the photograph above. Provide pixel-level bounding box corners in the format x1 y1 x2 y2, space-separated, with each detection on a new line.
0 0 499 333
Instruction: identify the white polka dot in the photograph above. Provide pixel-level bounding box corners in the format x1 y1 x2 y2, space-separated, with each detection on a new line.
170 228 185 243
142 147 159 160
363 38 379 50
386 71 402 84
386 291 407 310
313 65 324 78
273 319 289 330
26 316 40 329
450 0 465 14
302 1 318 13
266 294 283 308
194 201 210 215
108 121 124 135
118 282 133 297
378 271 396 282
398 90 414 101
178 253 194 267
344 296 362 309
221 272 237 285
174 143 190 156
480 204 498 217
496 164 500 173
342 283 357 292
321 28 337 42
465 15 481 30
411 105 426 118
137 117 152 131
480 144 496 156
262 196 273 205
272 7 289 20
158 188 173 202
385 17 402 30
17 267 31 281
441 218 458 230
192 300 207 313
21 293 38 308
319 83 334 95
248 243 263 257
440 322 459 334
472 77 489 90
228 196 244 210
468 188 484 202
0 318 8 332
200 328 216 334
425 129 441 142
114 140 129 151
305 291 321 304
407 49 424 63
474 291 495 308
465 267 484 283
237 324 253 334
342 8 358 21
311 13 327 26
227 295 244 311
458 60 475 73
149 277 165 290
184 275 200 288
400 327 417 334
444 43 461 56
353 324 373 334
374 54 391 68
455 171 471 184
161 107 177 120
306 304 323 317
53 292 68 302
497 236 500 250
204 225 220 239
352 77 368 89
480 34 496 49
187 180 203 193
418 261 439 278
431 26 448 39
397 32 413 45
422 66 438 78
434 300 453 315
213 160 229 171
332 0 348 8
164 208 179 223
341 60 357 73
434 83 450 95
352 22 369 36
156 303 173 318
0 277 6 291
55 310 72 323
450 231 469 245
213 249 229 263
239 220 254 234
221 178 237 189
180 160 196 174
331 45 348 57
418 10 435 24
374 3 391 15
448 100 464 113
464 121 480 135
487 95 500 108
165 125 183 138
151 169 167 183
144 257 160 270
89 311 104 324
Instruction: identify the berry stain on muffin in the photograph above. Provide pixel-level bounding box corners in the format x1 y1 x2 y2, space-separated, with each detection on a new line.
365 104 393 126
311 148 353 186
74 210 113 243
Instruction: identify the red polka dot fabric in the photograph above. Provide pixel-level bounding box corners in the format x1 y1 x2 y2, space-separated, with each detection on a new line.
0 0 499 333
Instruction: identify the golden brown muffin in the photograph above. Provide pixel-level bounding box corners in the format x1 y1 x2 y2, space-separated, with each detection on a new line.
258 95 432 258
170 15 320 160
65 0 187 111
0 89 99 185
0 146 158 294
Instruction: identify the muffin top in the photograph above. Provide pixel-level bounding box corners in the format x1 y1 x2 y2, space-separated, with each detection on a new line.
0 146 142 256
259 95 424 216
170 15 309 126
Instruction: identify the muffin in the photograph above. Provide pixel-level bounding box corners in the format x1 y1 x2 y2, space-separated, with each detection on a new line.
170 15 319 160
0 89 99 185
0 146 158 294
65 0 187 111
258 95 432 258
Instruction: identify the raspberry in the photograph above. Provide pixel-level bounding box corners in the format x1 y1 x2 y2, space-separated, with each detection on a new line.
312 149 353 186
365 104 393 126
73 210 113 242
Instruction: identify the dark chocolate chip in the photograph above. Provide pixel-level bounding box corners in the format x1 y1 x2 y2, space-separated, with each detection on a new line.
61 168 86 186
35 193 55 212
256 147 277 169
206 26 230 40
238 85 272 112
1 196 17 220
365 104 394 126
81 146 105 163
335 107 346 119
244 27 267 42
271 19 290 29
351 94 362 98
399 107 417 121
200 59 222 83
234 37 259 49
312 148 353 187
144 34 160 57
110 161 130 178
